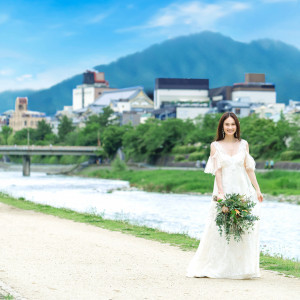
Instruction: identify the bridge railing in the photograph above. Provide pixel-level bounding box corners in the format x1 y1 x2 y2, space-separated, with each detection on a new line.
0 145 101 156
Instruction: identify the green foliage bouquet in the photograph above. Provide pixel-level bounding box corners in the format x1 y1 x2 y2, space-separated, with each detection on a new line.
214 193 259 243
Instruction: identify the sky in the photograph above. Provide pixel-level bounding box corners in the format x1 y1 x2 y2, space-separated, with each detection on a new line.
0 0 299 92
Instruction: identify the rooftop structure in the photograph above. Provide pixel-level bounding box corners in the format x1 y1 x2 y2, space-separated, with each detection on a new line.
83 70 109 86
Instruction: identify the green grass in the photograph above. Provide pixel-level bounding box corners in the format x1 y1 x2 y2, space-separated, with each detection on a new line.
79 168 214 193
0 294 14 300
0 193 299 278
256 170 300 195
260 253 300 277
79 167 300 196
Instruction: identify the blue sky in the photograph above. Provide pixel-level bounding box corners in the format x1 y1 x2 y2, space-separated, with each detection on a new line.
0 0 299 92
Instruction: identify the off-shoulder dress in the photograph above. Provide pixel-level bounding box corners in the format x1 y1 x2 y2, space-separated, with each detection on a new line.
186 139 261 279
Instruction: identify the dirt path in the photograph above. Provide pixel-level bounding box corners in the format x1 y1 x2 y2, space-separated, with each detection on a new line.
0 202 299 300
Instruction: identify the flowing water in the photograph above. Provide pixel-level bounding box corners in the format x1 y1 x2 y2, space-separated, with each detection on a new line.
0 171 299 261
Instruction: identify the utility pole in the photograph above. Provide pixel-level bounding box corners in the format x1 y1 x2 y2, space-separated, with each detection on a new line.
97 131 101 146
27 128 30 146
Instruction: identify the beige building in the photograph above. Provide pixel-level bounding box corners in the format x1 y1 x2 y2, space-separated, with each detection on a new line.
9 97 46 132
253 103 285 119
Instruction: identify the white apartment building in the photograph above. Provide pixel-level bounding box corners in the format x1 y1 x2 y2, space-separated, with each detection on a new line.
154 78 210 109
72 70 116 110
231 73 276 105
176 106 210 120
210 74 277 106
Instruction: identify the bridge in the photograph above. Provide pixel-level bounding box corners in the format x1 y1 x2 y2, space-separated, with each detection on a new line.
0 145 100 176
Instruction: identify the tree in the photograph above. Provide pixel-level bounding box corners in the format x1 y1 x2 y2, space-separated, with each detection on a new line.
102 125 127 158
239 114 294 159
77 108 118 146
98 107 117 129
123 120 155 162
13 128 35 145
58 116 75 142
0 126 13 145
77 119 100 146
34 120 53 141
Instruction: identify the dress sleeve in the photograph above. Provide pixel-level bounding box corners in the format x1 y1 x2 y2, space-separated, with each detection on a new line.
204 151 222 176
245 151 256 171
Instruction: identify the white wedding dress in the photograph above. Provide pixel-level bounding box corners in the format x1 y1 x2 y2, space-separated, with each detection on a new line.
186 139 261 279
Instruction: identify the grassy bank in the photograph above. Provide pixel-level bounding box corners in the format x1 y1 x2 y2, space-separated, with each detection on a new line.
78 167 300 196
0 193 299 278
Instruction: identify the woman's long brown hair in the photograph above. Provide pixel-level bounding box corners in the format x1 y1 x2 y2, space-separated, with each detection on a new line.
215 112 241 141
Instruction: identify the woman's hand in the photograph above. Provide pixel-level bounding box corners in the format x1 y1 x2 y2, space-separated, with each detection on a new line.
218 192 225 200
256 190 263 202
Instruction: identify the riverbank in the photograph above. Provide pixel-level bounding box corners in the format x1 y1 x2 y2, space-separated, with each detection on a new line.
77 166 300 204
0 162 76 174
0 195 299 299
0 193 299 278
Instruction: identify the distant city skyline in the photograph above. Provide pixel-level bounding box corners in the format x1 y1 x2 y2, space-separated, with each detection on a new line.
0 0 299 92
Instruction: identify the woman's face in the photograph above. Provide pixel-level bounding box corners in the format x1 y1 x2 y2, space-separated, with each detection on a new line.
223 116 236 136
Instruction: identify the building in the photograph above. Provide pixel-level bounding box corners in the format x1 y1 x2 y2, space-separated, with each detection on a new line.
209 86 232 103
286 100 300 114
232 73 276 105
152 106 177 120
121 111 143 126
253 103 286 119
72 70 117 110
217 101 251 117
210 73 276 107
154 78 210 109
0 110 14 130
176 106 210 120
9 97 46 132
89 86 154 125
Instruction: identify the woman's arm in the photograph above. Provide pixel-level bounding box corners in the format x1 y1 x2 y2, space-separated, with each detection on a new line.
245 142 263 202
210 143 224 199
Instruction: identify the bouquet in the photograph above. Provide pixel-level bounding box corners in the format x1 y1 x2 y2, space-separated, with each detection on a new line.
214 193 259 243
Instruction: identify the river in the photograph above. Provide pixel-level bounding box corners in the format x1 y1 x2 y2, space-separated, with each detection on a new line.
0 171 299 261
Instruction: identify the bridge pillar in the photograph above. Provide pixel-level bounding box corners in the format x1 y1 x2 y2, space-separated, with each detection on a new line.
22 155 30 176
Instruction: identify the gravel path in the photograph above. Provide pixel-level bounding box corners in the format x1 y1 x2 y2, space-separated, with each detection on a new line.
0 202 299 300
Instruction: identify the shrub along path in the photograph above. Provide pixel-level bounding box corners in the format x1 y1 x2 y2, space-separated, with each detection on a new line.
0 202 299 300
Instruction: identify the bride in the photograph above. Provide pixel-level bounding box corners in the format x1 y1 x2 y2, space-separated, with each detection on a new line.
186 112 263 279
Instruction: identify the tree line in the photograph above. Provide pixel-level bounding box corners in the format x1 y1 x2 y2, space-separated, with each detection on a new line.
1 107 299 163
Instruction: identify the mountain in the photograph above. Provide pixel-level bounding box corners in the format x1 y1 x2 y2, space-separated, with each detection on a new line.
1 31 300 115
0 89 34 111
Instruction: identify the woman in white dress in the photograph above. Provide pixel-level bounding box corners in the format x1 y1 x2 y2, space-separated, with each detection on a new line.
186 112 263 279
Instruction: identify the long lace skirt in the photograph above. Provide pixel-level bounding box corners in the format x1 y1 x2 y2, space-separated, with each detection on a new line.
186 201 261 279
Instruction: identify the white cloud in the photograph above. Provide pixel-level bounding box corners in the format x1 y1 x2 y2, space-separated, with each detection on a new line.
118 1 250 33
0 54 115 92
0 69 14 76
16 74 33 82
